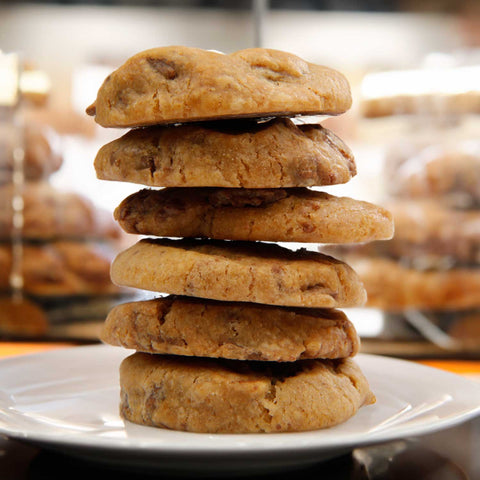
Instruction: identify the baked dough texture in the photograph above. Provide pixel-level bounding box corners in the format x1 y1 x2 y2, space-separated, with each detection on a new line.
95 118 356 188
115 187 394 244
110 238 367 308
119 352 375 433
101 296 360 361
86 46 352 127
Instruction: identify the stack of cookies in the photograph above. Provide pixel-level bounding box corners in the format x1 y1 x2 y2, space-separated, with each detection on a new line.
87 46 393 433
0 121 124 338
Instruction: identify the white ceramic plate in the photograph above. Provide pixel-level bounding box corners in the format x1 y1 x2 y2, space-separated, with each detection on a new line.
0 345 479 475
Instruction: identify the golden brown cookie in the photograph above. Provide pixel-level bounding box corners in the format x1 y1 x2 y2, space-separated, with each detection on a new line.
95 119 355 188
0 242 120 296
119 352 375 433
86 46 352 127
0 183 120 241
110 238 366 308
353 257 480 311
115 187 394 244
101 296 359 361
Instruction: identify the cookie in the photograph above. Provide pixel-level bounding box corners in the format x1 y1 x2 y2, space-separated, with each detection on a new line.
115 187 394 244
111 238 366 308
86 46 352 127
119 352 375 433
0 122 63 183
385 145 480 206
353 257 480 311
0 242 120 296
95 118 356 188
385 200 480 264
0 183 120 241
101 296 359 361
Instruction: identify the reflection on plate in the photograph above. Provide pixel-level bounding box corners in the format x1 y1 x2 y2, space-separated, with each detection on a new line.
0 345 479 475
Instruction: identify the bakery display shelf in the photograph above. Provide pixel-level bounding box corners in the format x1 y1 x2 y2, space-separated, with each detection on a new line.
361 337 480 360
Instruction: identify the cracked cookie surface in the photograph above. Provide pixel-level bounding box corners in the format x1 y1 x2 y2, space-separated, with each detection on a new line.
87 46 352 127
115 187 394 243
94 118 355 188
110 238 366 308
101 296 360 361
119 352 375 433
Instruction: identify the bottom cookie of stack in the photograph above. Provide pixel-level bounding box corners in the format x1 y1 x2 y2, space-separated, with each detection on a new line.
119 352 374 434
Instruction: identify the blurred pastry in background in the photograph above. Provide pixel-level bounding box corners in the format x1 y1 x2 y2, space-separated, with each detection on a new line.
329 200 480 266
384 200 480 265
0 182 120 241
0 297 48 337
0 121 62 184
0 241 120 297
323 116 480 353
0 106 129 341
360 65 480 118
385 142 480 208
352 257 480 312
448 310 480 347
0 241 129 340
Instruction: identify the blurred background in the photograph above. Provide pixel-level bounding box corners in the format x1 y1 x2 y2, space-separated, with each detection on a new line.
1 0 480 358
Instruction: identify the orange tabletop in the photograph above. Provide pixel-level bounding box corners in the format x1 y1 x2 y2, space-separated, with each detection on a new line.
418 359 480 381
0 342 76 359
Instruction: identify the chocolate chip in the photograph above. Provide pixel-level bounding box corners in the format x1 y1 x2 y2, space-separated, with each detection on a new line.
135 155 157 177
208 189 287 208
147 58 177 80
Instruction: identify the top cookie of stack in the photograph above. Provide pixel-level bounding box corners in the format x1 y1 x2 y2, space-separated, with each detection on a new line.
89 46 393 434
87 46 351 128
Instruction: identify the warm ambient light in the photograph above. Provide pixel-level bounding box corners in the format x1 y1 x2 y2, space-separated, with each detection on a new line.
0 51 20 107
361 65 480 99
